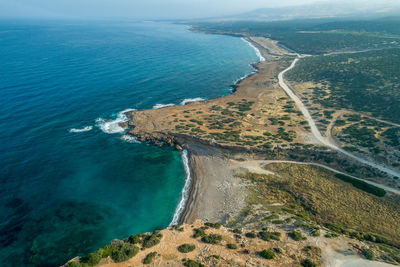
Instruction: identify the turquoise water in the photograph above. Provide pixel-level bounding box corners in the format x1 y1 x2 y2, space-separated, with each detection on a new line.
0 20 258 266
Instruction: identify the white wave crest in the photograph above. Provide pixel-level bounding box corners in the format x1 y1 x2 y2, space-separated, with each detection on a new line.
241 38 266 62
69 126 93 133
121 134 140 143
96 108 135 134
180 98 205 105
170 150 192 226
153 103 175 109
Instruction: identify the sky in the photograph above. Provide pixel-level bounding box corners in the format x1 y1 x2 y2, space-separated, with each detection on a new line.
0 0 322 19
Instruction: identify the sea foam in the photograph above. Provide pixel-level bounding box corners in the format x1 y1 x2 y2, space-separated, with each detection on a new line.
96 108 135 134
241 38 266 62
69 126 93 133
121 134 140 144
180 98 205 105
153 103 175 109
170 150 192 226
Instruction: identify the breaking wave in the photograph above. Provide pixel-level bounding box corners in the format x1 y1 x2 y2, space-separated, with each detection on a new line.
180 98 205 105
241 38 266 62
153 103 175 109
96 108 135 134
69 126 93 133
121 134 141 143
170 150 192 226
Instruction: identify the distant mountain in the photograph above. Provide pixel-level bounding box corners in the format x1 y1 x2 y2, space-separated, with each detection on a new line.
226 0 400 21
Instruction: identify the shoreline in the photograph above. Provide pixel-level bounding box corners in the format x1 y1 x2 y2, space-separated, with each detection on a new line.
169 150 193 226
167 36 268 225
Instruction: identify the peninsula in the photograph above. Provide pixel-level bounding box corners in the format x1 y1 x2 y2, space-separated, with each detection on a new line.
65 18 400 267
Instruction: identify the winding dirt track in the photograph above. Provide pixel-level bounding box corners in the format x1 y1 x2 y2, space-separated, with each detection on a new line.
278 57 400 180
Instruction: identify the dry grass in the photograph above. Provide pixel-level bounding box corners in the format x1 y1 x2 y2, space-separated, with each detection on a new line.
79 220 323 267
246 163 400 246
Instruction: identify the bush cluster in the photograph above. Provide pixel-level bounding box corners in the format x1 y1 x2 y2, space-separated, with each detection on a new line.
227 243 238 249
66 241 139 267
177 244 196 253
363 248 375 260
259 249 276 259
108 242 140 262
204 222 222 229
143 252 157 264
142 231 163 248
193 228 206 238
258 231 281 241
245 232 256 238
288 230 306 241
183 259 205 267
201 234 223 244
301 259 316 267
334 173 386 197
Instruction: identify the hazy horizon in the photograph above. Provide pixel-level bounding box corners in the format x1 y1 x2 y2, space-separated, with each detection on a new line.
1 0 397 20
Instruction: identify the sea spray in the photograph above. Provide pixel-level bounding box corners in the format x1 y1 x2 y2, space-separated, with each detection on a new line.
180 98 205 105
241 38 266 62
121 135 140 143
69 126 93 133
170 149 192 226
153 103 175 109
96 108 135 134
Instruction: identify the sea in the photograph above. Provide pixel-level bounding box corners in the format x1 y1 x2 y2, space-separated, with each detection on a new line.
0 19 259 266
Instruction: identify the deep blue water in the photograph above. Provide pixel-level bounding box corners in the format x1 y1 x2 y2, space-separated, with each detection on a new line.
0 20 258 266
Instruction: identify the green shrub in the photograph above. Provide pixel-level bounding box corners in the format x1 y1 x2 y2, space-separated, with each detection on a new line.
311 229 320 237
65 262 83 267
324 233 338 238
273 247 283 254
259 249 276 259
201 234 222 244
193 228 206 238
127 234 142 244
258 231 281 241
227 243 238 249
288 230 306 241
374 235 388 244
245 232 256 238
80 252 101 266
232 228 242 234
183 259 205 267
265 214 280 220
334 174 386 197
177 244 196 253
204 222 222 229
142 231 162 248
272 220 285 224
105 242 139 263
301 259 316 267
363 248 375 260
143 252 157 264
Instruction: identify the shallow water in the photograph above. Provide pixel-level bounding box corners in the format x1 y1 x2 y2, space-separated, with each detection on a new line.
0 19 258 266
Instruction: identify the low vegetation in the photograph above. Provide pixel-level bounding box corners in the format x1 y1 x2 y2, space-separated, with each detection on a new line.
143 252 157 264
177 244 196 253
192 18 400 54
334 173 386 197
258 231 281 241
241 164 400 247
289 230 307 241
183 259 205 267
259 249 276 259
201 234 223 244
287 48 400 124
227 243 238 249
